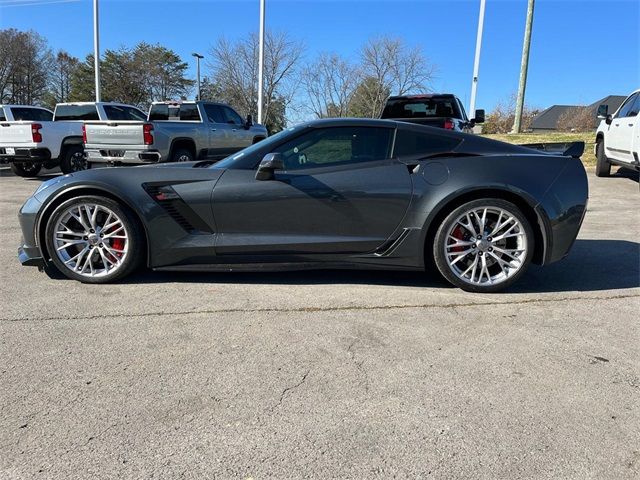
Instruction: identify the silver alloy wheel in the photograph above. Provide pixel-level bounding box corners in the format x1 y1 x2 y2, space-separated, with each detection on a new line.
176 154 191 162
444 206 528 286
52 203 129 278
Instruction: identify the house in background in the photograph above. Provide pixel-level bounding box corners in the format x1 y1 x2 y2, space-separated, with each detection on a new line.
530 95 626 132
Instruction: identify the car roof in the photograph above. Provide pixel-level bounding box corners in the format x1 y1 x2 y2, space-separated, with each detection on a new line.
1 104 53 111
387 94 456 101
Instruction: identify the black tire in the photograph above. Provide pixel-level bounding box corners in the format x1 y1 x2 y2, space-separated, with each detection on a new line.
595 140 611 177
171 148 194 162
432 198 534 293
59 145 87 174
45 196 144 283
10 162 42 177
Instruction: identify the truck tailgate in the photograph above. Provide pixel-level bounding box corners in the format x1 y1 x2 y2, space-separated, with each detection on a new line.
84 122 145 146
0 123 35 145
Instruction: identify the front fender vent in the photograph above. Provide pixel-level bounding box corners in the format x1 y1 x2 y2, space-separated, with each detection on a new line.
143 184 212 234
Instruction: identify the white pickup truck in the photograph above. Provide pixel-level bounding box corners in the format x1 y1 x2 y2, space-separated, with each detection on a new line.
83 101 268 167
595 89 640 176
0 102 146 177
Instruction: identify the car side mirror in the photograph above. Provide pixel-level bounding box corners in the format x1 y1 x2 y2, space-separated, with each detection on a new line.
472 109 485 124
255 153 284 181
245 114 253 129
605 114 613 125
597 104 608 119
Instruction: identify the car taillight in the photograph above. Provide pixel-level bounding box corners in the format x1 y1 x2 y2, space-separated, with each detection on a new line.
443 119 454 130
81 124 87 144
143 124 154 145
31 123 42 142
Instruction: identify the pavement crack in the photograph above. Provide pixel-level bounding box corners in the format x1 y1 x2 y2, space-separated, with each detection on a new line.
1 293 638 323
272 369 311 411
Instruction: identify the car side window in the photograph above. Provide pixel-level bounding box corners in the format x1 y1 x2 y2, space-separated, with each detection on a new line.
626 94 640 118
203 104 225 123
393 129 462 158
179 104 201 121
222 106 244 126
275 127 394 171
616 93 638 118
0 108 5 121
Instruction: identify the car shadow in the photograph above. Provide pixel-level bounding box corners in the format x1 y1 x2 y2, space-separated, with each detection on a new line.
121 239 639 294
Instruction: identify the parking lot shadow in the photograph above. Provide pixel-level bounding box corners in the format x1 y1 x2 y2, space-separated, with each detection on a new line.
612 167 639 184
511 239 639 293
121 239 639 294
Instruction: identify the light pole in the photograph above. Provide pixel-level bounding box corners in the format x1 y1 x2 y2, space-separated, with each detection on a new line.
93 0 101 102
469 0 486 118
512 0 535 133
257 0 265 124
192 53 204 101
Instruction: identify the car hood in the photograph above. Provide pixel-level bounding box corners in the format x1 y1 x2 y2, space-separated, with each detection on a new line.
33 163 227 203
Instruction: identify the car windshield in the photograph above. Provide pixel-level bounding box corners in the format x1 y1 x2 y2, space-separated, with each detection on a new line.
212 125 303 170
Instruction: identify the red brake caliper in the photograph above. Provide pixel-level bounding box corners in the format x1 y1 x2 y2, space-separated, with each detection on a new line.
450 226 466 252
107 228 125 260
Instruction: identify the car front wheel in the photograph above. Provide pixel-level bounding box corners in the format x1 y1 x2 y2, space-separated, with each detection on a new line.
433 199 534 293
45 196 143 283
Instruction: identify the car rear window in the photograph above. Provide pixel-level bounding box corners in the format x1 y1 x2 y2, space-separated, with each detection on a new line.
103 105 147 121
148 103 201 121
10 107 53 121
393 129 462 158
54 104 100 121
382 97 461 119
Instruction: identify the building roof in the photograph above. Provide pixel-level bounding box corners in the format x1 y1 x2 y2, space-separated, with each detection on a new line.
531 105 577 130
587 95 626 115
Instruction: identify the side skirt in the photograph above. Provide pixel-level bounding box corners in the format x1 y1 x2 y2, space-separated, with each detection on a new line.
153 262 423 273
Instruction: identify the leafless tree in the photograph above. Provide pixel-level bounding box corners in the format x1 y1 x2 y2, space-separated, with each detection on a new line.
47 51 79 104
303 53 360 118
207 31 304 132
0 29 53 105
482 94 539 134
557 106 595 132
357 36 435 117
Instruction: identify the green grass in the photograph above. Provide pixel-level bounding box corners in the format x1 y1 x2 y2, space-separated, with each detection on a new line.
483 132 596 167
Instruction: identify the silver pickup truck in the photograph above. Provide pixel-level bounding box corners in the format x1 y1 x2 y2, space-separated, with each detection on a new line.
83 101 268 166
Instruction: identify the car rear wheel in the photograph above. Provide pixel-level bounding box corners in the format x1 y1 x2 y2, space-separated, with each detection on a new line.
595 140 611 177
10 162 42 177
433 199 534 293
59 145 87 174
45 196 143 283
171 148 194 162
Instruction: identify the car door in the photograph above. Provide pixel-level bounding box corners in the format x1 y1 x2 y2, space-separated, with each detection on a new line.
607 92 638 164
211 125 413 256
202 104 233 158
221 106 252 149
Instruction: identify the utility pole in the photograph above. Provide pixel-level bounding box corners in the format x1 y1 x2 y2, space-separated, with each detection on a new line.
257 0 266 124
512 0 535 133
469 0 486 119
192 53 204 100
93 0 101 102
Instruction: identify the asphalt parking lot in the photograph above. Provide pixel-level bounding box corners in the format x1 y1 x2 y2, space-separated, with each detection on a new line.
0 166 638 479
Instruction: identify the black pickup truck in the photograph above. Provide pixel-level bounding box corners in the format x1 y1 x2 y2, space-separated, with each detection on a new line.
381 94 484 133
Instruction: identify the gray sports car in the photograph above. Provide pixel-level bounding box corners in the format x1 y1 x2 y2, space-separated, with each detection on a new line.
18 119 588 293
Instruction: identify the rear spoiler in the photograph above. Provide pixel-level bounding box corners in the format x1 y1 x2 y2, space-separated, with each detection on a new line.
520 141 585 159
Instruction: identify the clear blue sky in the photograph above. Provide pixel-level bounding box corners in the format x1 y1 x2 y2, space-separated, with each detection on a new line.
1 0 639 114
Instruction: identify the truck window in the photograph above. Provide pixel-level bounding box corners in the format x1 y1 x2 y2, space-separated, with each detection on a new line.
222 106 244 125
10 107 54 122
382 97 461 119
203 104 225 123
617 93 639 118
179 104 200 121
393 129 461 157
0 107 6 122
103 105 147 121
54 104 100 121
149 104 200 121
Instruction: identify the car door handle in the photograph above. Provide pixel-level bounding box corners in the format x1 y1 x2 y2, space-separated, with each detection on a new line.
210 128 217 132
629 124 635 127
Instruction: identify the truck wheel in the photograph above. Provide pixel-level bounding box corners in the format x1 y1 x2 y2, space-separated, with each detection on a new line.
10 162 42 177
595 140 611 177
171 148 194 162
59 145 87 174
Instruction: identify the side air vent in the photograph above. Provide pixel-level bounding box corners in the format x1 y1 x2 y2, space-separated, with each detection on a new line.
143 184 212 234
